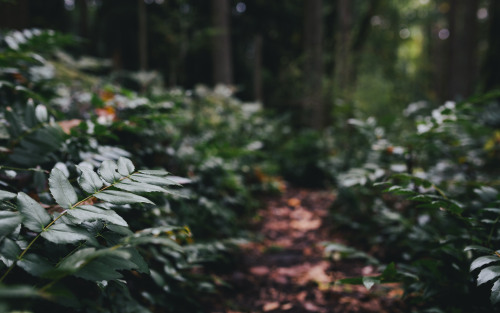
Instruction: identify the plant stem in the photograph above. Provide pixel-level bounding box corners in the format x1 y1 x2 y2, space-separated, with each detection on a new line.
0 165 49 174
0 173 135 283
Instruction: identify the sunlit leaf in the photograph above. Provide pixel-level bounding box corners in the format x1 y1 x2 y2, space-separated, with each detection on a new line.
491 279 500 304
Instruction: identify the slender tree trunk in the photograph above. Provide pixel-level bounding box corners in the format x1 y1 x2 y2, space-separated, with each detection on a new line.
447 0 479 100
138 0 148 71
335 0 353 91
303 0 325 129
253 35 263 102
482 0 500 92
212 0 233 85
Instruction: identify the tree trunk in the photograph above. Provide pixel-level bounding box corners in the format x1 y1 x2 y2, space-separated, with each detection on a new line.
303 0 325 129
138 0 148 71
335 0 353 91
253 35 263 102
212 0 233 85
447 0 479 100
482 0 500 92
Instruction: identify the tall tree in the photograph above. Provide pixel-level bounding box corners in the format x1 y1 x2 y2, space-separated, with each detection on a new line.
138 0 148 71
303 0 325 129
212 0 233 85
482 0 500 92
447 0 479 100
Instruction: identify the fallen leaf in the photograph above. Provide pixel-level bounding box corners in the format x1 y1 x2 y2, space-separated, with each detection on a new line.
288 198 301 207
263 302 280 311
58 119 82 134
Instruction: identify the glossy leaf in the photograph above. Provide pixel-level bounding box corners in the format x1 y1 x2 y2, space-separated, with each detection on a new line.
35 104 48 123
49 168 77 210
67 205 127 227
471 256 500 272
117 157 134 176
0 190 16 200
115 180 167 193
18 254 53 277
95 190 154 205
0 211 22 236
0 238 21 266
76 165 103 194
131 173 178 186
491 279 500 304
478 266 500 286
98 160 123 184
41 223 91 244
16 192 51 232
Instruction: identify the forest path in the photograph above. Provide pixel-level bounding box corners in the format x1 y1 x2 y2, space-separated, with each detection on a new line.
211 186 404 313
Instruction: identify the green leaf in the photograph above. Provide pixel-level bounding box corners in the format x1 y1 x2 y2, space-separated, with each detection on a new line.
95 190 154 205
115 180 167 193
98 160 123 184
0 211 22 236
41 223 91 244
18 254 53 277
76 165 103 194
51 247 140 281
0 284 42 298
67 205 127 227
478 266 500 286
49 168 78 210
138 169 169 176
16 192 51 232
24 100 37 128
131 173 179 186
0 238 21 266
471 256 500 272
117 157 134 176
464 245 493 254
491 279 500 304
362 276 380 290
0 190 16 200
35 104 48 123
475 186 499 203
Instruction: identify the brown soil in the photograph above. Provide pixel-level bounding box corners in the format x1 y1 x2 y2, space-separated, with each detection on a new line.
210 186 406 313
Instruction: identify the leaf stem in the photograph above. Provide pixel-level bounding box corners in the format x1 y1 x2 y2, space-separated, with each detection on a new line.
0 172 136 283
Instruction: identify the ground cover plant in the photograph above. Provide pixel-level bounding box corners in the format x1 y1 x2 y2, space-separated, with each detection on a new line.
329 93 500 312
0 29 291 312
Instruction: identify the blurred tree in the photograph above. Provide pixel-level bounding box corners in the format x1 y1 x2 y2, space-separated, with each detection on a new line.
303 0 325 129
138 0 148 71
446 0 479 100
212 0 233 85
482 0 500 92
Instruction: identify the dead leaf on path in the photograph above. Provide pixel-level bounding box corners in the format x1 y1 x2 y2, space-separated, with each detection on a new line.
263 301 280 311
290 218 321 231
250 266 270 276
287 197 301 207
281 303 293 310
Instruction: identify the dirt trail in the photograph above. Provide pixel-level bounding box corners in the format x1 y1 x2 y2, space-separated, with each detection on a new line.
210 187 405 313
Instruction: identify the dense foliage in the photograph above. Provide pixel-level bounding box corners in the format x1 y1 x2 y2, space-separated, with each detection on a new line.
328 92 500 312
0 29 294 312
